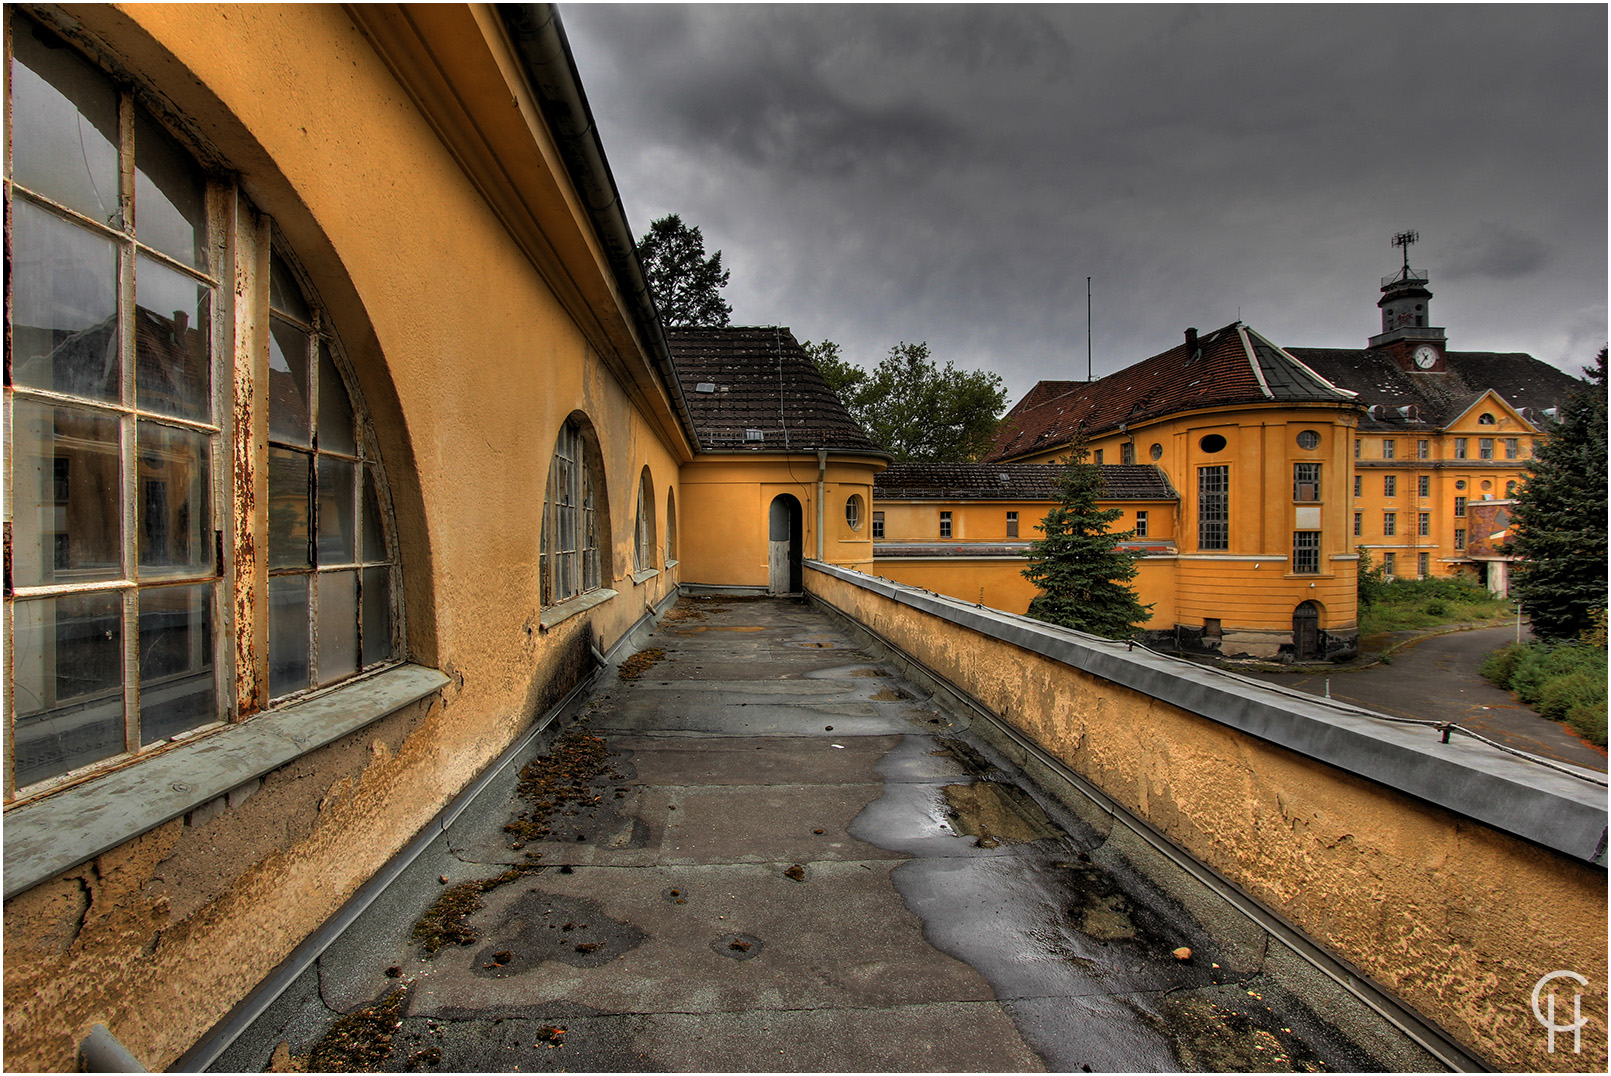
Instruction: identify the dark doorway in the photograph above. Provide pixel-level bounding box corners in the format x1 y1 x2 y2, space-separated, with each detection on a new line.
768 494 802 595
1293 601 1320 660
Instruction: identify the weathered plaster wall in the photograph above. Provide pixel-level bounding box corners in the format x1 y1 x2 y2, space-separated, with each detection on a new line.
807 565 1607 1071
4 5 681 1069
871 555 1178 625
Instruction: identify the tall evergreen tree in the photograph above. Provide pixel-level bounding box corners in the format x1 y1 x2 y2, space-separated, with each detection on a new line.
637 213 732 327
1508 348 1608 639
1022 436 1152 638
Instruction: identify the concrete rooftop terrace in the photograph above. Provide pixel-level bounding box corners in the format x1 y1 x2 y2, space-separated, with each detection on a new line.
203 596 1441 1072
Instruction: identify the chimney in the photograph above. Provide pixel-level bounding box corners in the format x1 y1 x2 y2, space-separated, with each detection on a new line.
1184 327 1198 354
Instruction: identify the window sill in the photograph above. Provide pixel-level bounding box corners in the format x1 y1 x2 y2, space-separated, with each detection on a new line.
539 588 618 631
2 663 448 900
665 559 679 569
631 568 660 586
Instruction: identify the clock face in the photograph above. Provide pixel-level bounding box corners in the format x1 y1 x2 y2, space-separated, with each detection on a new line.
1412 344 1438 369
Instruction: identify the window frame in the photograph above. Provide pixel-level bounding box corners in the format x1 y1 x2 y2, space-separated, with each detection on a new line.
871 511 884 540
1134 510 1148 538
844 493 863 532
1383 475 1397 498
1293 462 1321 503
1417 475 1430 498
1383 511 1397 537
1005 510 1018 538
1454 438 1468 460
939 510 953 539
1381 439 1395 460
1417 439 1429 460
1292 531 1320 575
1478 437 1494 460
1454 496 1467 518
540 418 604 606
1197 465 1229 551
1418 512 1430 537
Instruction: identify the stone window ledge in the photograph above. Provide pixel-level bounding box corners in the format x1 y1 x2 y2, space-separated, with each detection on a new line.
3 663 448 900
539 588 617 631
631 568 660 586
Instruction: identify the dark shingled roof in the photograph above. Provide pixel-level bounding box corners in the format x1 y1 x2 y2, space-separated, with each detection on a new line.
985 322 1354 463
1286 347 1583 430
666 327 885 454
875 462 1177 502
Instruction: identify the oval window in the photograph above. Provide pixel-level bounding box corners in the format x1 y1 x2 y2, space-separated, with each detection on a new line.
1199 434 1227 453
1296 430 1320 450
1149 443 1163 461
1455 480 1467 491
1480 480 1492 492
845 494 863 531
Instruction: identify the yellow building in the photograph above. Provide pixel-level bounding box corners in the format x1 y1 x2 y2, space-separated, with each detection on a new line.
980 323 1364 660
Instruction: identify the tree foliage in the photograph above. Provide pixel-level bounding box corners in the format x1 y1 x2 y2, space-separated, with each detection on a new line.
1508 347 1609 640
1021 436 1152 639
807 340 1007 462
637 213 731 327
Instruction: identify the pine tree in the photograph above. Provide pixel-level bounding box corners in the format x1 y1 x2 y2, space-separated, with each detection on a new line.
1508 348 1608 640
637 214 732 327
1022 436 1152 639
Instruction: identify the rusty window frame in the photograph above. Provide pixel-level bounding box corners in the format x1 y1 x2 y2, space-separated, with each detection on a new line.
541 420 601 604
1293 462 1320 502
632 467 653 572
1291 531 1320 575
4 17 229 798
1197 465 1228 550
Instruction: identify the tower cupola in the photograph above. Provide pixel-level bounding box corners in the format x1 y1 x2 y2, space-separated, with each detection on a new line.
1367 230 1447 371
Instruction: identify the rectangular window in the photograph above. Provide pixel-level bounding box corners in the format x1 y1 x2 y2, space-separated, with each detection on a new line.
1093 449 1104 465
1293 462 1321 502
1134 511 1149 537
1504 437 1518 460
1198 466 1229 550
1454 496 1467 517
1418 512 1430 537
1382 439 1396 460
1479 437 1494 460
1120 442 1135 465
1383 512 1396 536
1418 475 1430 497
1417 439 1429 460
1353 512 1362 536
1353 438 1361 459
1383 551 1396 578
872 511 884 539
1418 552 1430 579
1005 511 1018 538
1454 437 1468 459
1383 475 1397 497
1454 528 1466 551
1353 475 1362 497
939 511 952 539
1292 531 1320 574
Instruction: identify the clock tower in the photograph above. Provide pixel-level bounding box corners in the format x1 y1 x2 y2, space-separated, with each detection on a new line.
1367 230 1447 372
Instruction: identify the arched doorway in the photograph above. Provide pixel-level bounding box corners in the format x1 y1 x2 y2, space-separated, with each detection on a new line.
1292 601 1321 660
768 495 802 595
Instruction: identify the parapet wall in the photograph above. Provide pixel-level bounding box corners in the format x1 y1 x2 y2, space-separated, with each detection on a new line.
805 562 1607 1071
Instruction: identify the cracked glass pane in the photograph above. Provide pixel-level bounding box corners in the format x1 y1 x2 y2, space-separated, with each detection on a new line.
11 592 126 787
135 254 211 422
9 199 120 402
10 20 120 225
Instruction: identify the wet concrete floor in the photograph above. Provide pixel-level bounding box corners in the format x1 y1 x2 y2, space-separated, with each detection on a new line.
214 596 1438 1073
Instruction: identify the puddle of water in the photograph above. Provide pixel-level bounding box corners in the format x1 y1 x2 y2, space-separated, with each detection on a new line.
941 782 1062 847
669 626 766 634
869 687 912 701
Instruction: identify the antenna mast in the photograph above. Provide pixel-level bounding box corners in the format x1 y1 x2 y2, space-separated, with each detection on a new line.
1392 230 1419 275
1086 277 1092 382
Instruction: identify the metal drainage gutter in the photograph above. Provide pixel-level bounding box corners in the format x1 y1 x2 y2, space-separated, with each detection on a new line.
808 588 1490 1074
173 588 677 1071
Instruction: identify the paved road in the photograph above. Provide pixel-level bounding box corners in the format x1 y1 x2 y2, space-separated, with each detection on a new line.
1240 625 1606 773
214 597 1435 1072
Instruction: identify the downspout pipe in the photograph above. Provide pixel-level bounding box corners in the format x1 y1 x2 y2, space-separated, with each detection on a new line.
816 448 828 561
497 4 700 451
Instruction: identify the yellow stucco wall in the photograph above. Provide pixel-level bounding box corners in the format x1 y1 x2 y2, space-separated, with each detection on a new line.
807 565 1607 1072
2 6 685 1069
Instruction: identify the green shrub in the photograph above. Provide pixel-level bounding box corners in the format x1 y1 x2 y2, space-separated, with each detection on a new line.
1480 643 1525 687
1491 640 1607 747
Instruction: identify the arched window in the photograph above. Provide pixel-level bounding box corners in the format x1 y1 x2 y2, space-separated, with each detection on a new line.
4 13 403 796
633 467 656 572
265 253 399 700
541 418 605 604
665 489 678 564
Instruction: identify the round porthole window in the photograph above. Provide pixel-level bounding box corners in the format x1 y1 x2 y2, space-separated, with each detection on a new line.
1149 443 1163 460
1455 480 1467 491
1296 430 1320 450
1480 480 1492 492
845 494 864 531
1199 434 1227 453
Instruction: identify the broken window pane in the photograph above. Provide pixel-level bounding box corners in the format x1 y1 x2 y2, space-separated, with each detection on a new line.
268 317 312 446
11 592 126 787
268 448 312 569
133 106 207 269
135 254 211 421
317 345 357 456
138 583 215 743
9 20 120 225
9 199 120 401
317 457 357 565
137 421 213 578
268 575 310 698
317 570 358 685
362 566 392 667
11 401 123 588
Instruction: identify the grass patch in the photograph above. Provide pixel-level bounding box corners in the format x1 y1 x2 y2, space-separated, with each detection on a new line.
1358 576 1515 635
305 988 407 1072
1482 640 1608 746
504 730 613 842
411 868 536 955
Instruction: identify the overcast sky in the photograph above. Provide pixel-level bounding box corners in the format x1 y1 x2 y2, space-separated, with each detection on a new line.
561 4 1607 405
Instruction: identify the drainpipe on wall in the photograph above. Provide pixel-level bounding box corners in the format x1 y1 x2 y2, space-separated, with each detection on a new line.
816 448 828 561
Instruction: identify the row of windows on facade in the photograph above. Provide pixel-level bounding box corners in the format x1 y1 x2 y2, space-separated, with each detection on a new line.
870 510 1151 542
1355 435 1525 461
1350 473 1517 501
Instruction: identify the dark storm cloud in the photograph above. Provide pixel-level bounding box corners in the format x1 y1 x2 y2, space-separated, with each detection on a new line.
562 4 1607 400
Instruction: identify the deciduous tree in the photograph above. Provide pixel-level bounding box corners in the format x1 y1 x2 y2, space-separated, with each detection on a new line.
637 213 731 327
810 340 1006 462
1022 436 1152 639
1508 348 1608 639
